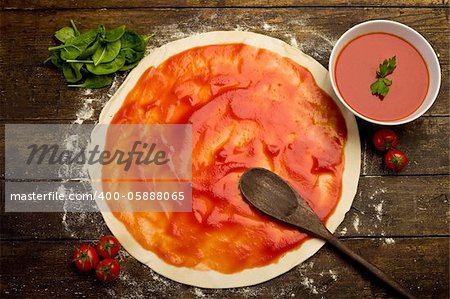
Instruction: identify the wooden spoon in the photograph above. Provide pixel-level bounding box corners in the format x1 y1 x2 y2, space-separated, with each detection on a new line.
239 167 415 299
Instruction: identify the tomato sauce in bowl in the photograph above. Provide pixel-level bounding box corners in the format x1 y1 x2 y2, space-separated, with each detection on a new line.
334 32 429 122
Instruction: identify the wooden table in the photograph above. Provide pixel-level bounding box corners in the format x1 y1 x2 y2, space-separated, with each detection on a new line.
1 1 449 298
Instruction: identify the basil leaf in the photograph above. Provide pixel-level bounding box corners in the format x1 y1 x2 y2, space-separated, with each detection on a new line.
70 20 80 36
78 40 100 59
59 28 99 60
45 51 64 70
104 25 126 42
121 48 144 64
55 27 76 43
98 25 106 39
68 75 113 89
62 62 83 83
92 40 121 66
47 21 150 89
120 31 148 52
86 53 125 75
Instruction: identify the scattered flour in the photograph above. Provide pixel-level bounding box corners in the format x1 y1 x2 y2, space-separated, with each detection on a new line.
301 277 319 294
60 74 125 236
193 288 206 298
367 188 388 236
369 188 387 201
339 227 347 236
373 200 385 221
234 24 250 32
74 98 94 124
289 36 299 48
362 142 368 174
384 238 396 245
296 261 339 296
329 270 338 281
262 22 277 32
81 88 93 96
353 214 360 232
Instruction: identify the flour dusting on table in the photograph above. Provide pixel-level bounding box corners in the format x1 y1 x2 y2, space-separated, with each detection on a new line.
384 238 396 245
353 214 360 232
59 74 126 237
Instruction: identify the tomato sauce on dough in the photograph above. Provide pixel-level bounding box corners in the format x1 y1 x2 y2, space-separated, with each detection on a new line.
105 44 347 273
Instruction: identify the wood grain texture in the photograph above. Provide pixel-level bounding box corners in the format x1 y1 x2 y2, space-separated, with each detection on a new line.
0 7 449 120
2 118 447 177
1 175 448 240
357 117 450 176
1 3 449 299
1 238 448 298
2 0 449 9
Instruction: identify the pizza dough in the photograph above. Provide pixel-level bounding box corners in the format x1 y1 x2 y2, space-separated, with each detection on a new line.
91 31 360 288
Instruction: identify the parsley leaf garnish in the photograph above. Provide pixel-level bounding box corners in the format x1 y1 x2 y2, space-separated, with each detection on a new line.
370 56 396 97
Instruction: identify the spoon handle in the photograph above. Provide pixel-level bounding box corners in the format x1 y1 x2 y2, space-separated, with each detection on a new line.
326 236 415 299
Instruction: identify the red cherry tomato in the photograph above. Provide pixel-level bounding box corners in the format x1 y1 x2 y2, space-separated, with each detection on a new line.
96 258 121 282
73 244 99 272
384 149 408 171
373 129 399 152
96 235 121 259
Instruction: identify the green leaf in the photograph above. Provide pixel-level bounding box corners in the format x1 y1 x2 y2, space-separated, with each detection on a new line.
65 59 94 63
58 29 99 60
87 53 125 75
46 22 152 89
98 25 106 39
62 62 84 83
68 75 113 88
104 25 126 42
382 78 392 86
70 20 81 36
377 56 396 78
55 27 76 43
78 40 100 59
121 48 144 64
371 78 390 97
92 40 121 66
371 55 396 97
120 31 148 52
45 51 64 70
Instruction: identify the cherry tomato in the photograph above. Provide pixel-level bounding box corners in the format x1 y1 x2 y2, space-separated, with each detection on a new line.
96 258 121 282
73 244 99 272
373 129 399 152
384 149 408 171
96 235 121 259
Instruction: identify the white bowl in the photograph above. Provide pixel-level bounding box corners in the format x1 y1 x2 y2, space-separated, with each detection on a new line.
329 20 441 125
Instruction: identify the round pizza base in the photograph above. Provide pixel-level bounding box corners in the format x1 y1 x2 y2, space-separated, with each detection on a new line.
92 31 361 288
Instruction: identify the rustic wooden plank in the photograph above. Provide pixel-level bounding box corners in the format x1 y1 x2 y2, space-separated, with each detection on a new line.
2 117 447 178
358 117 450 176
2 0 449 9
338 175 449 237
0 237 448 298
0 7 448 120
1 175 448 240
